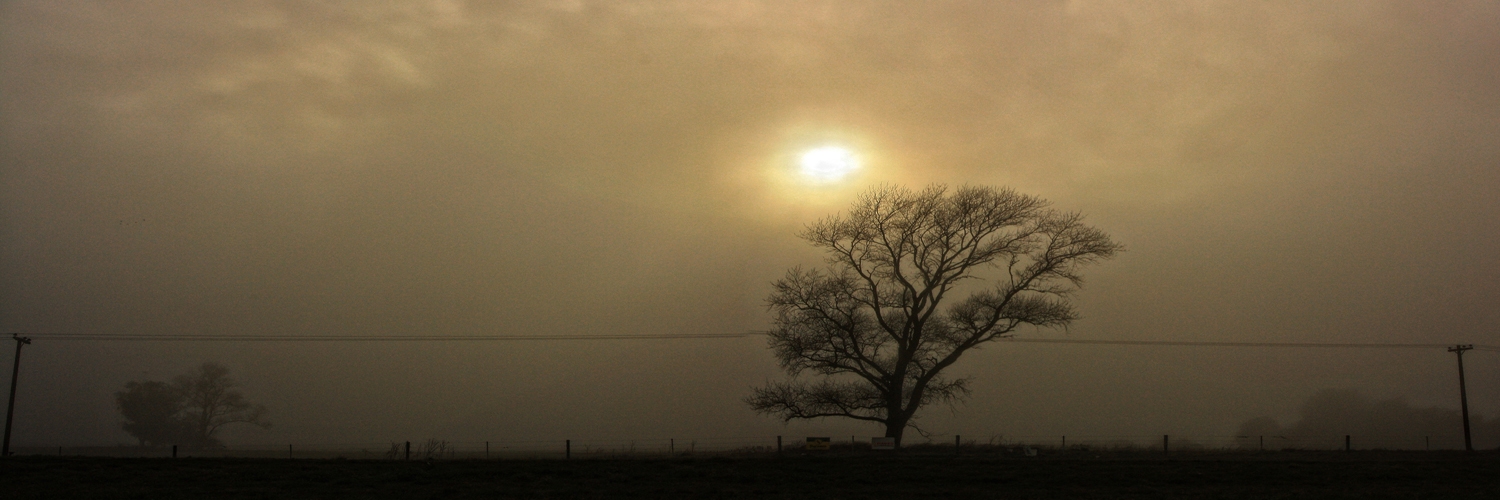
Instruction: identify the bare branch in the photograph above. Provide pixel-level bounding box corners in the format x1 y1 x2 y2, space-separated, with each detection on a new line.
745 380 888 424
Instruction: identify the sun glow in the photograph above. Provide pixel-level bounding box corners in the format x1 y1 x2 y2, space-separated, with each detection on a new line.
799 146 859 182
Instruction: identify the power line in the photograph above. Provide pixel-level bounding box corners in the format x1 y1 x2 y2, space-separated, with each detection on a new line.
998 338 1500 350
8 332 1496 351
15 333 754 342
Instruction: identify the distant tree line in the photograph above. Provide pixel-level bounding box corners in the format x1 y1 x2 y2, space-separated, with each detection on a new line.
1236 389 1499 450
115 362 270 449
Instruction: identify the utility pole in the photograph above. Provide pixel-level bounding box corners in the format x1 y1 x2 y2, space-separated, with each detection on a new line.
1449 344 1474 452
3 334 32 456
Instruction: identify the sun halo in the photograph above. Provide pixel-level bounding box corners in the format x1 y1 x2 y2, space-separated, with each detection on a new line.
798 146 860 183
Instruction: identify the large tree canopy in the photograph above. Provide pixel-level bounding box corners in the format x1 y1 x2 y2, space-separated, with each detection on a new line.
746 185 1121 445
116 380 187 448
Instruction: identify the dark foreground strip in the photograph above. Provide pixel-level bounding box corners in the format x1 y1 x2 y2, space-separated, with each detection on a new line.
3 452 1498 499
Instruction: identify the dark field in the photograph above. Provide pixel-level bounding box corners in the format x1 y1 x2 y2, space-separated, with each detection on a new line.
4 451 1498 499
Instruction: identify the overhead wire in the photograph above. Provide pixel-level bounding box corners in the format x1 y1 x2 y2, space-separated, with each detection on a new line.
8 332 1496 352
997 338 1492 350
15 332 753 341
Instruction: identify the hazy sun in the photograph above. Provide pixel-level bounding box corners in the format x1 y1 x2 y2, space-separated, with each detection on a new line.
799 146 859 182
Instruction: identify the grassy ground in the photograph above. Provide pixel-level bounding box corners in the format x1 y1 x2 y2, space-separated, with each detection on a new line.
3 450 1497 499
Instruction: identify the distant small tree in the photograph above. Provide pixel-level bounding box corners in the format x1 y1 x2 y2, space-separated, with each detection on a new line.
114 362 270 449
746 185 1121 446
115 381 188 447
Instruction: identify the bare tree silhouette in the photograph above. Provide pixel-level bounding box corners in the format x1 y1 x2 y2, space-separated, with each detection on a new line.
174 362 270 449
747 185 1121 447
116 362 269 449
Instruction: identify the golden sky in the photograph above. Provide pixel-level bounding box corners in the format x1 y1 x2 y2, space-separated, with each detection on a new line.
2 1 1497 446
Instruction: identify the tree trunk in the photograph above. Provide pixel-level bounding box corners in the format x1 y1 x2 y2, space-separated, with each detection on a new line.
884 413 910 448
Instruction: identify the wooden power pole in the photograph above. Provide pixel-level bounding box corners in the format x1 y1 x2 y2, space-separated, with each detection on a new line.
1449 344 1473 452
3 334 32 457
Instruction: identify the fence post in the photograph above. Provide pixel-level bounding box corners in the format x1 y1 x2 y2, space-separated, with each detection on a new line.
486 441 489 459
955 435 961 454
1259 436 1263 452
565 440 571 460
1061 436 1066 450
1344 435 1350 452
777 435 782 454
405 441 410 461
172 445 177 458
288 444 293 459
1162 435 1169 456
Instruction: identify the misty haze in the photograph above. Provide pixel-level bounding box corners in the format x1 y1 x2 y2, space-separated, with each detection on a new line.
2 0 1498 464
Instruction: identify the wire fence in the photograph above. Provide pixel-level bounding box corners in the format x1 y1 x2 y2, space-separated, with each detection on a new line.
978 433 1476 452
11 432 1485 459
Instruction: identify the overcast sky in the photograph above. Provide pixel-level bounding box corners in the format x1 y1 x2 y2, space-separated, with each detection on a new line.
3 1 1497 449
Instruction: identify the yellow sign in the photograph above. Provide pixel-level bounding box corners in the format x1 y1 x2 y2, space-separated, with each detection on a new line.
806 437 831 450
